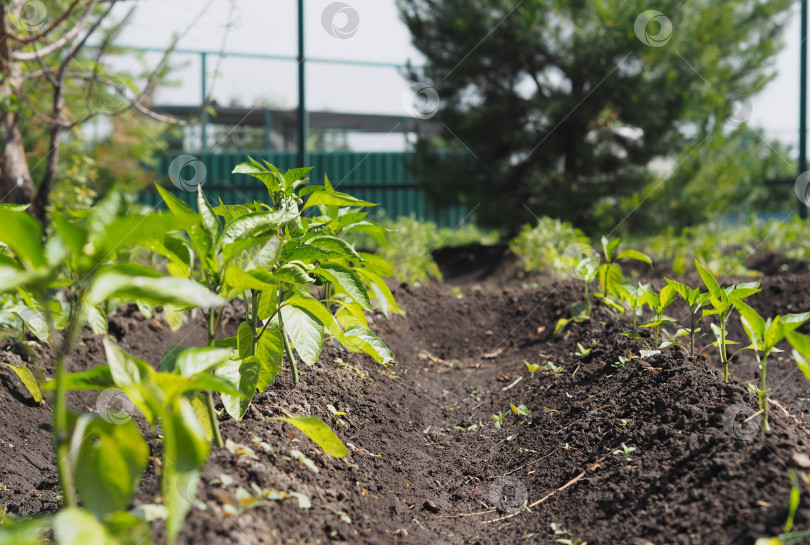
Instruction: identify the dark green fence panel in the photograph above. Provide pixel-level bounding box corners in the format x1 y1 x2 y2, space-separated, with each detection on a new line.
141 151 469 227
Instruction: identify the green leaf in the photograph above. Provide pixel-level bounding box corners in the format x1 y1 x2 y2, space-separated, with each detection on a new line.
732 298 765 340
176 347 234 377
1 363 42 402
10 306 49 342
256 326 284 392
301 188 377 210
695 260 723 299
280 305 324 365
315 263 372 310
274 263 315 285
0 516 49 545
163 398 209 544
286 293 342 338
53 507 110 545
223 266 279 293
85 306 108 335
306 236 362 261
257 289 277 321
269 415 348 457
42 366 114 391
104 338 153 388
342 325 395 364
197 186 222 246
357 269 400 317
216 357 260 421
237 321 253 359
0 210 45 270
283 167 314 189
51 214 86 258
156 184 196 218
616 249 653 267
232 161 281 193
88 265 225 308
221 209 298 245
74 416 149 518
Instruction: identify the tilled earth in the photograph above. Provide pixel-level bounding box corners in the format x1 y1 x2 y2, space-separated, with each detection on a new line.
2 264 810 544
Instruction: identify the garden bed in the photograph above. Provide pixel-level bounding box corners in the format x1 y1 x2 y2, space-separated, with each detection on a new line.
3 265 810 544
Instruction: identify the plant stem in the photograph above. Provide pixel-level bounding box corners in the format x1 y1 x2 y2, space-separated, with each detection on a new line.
720 315 729 383
206 391 223 447
51 291 83 509
250 289 258 356
204 307 225 448
689 310 696 357
761 352 770 434
53 348 76 508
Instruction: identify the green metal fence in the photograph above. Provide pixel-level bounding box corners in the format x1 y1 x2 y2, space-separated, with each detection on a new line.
139 151 468 227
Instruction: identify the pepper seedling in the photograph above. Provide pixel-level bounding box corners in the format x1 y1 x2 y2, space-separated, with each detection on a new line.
696 259 761 382
666 279 710 356
639 283 678 350
732 299 808 433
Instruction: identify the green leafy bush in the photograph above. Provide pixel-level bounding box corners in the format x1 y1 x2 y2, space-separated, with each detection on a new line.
510 217 590 278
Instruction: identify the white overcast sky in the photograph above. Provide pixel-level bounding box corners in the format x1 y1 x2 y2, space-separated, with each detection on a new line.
114 0 805 153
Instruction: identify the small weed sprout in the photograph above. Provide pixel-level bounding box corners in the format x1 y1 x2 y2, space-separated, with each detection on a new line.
542 361 566 376
576 342 592 356
491 412 507 429
511 403 530 416
524 360 541 379
613 443 637 461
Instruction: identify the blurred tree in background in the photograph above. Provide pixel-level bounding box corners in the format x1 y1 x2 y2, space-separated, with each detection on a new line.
610 127 794 233
399 0 793 235
0 0 215 220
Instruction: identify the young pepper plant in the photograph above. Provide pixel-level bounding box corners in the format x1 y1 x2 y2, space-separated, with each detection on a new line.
152 158 397 438
696 259 761 383
594 236 652 309
639 283 679 350
732 299 809 434
665 279 710 356
0 198 227 543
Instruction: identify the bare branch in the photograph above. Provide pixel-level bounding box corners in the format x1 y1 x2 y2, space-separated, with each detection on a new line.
5 0 84 44
10 0 99 61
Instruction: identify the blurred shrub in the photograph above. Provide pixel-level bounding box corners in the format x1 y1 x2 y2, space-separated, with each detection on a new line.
353 215 500 284
510 217 590 278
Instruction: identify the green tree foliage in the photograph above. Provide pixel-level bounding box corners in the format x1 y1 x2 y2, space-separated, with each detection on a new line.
611 128 794 233
399 0 792 234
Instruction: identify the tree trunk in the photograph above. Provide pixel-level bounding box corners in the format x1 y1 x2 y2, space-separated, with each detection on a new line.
0 6 36 205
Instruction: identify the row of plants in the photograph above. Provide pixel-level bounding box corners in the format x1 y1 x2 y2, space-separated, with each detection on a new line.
491 215 810 280
0 159 398 544
552 236 810 436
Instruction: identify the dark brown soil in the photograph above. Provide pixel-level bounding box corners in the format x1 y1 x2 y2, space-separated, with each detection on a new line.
3 267 810 544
